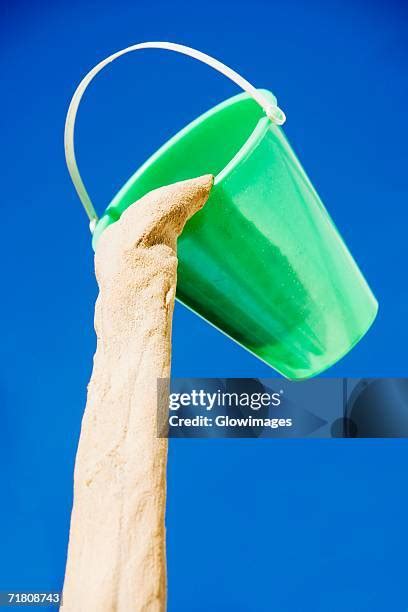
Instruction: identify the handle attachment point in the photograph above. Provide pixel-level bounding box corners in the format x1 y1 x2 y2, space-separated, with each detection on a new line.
265 104 286 126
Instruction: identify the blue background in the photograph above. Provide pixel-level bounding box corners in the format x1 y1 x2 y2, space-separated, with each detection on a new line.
1 0 407 609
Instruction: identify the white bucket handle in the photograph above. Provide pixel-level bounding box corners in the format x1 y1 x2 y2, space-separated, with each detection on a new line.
64 41 286 232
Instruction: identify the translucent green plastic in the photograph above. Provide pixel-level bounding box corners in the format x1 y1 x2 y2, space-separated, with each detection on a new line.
92 90 378 380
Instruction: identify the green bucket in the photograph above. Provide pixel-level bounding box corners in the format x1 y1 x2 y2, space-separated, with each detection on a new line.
66 42 378 380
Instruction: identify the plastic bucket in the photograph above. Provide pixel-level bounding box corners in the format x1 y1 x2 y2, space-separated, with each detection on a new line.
66 43 378 380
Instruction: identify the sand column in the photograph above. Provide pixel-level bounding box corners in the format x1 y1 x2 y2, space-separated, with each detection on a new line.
62 175 213 612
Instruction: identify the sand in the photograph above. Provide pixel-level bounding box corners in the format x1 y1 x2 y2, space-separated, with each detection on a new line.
62 175 213 612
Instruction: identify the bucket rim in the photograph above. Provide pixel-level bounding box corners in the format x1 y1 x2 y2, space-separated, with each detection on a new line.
92 89 277 248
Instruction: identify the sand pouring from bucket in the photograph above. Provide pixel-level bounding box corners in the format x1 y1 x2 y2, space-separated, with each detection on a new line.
65 41 378 380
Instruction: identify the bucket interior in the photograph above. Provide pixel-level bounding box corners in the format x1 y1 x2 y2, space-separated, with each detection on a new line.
100 91 275 225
